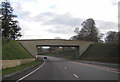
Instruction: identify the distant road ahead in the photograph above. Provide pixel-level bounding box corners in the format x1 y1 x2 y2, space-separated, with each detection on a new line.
9 56 119 81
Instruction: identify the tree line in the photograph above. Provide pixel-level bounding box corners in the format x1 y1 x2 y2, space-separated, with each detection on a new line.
0 1 22 41
0 1 119 43
70 18 119 43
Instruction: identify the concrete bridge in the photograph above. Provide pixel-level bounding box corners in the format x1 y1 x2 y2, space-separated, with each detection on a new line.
18 39 93 58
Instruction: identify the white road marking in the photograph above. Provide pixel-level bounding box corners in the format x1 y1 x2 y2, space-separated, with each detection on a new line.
73 74 79 78
65 67 67 69
16 60 45 82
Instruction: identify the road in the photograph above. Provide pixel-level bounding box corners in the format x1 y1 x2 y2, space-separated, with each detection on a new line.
6 56 119 81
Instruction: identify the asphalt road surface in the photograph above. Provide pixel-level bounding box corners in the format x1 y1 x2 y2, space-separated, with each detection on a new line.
6 56 119 81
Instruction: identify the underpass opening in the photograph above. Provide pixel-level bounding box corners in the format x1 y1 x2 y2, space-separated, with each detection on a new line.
36 45 80 59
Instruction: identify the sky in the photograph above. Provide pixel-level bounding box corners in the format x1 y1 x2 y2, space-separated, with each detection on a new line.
1 0 119 40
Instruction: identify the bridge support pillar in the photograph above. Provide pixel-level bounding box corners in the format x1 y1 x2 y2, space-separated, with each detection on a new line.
76 46 80 59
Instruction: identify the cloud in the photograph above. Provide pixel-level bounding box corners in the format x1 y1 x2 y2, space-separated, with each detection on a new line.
48 5 57 9
111 0 119 6
47 25 74 34
42 13 83 27
19 11 31 19
47 29 66 34
7 0 118 39
22 12 82 27
32 12 83 35
19 11 118 37
119 1 120 31
30 12 57 22
96 20 118 31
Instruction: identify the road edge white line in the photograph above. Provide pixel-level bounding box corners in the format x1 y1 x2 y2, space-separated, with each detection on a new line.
70 61 120 73
16 60 45 82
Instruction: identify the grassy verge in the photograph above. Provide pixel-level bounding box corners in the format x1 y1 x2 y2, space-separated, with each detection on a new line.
79 57 119 64
2 39 33 60
2 60 40 76
79 43 120 64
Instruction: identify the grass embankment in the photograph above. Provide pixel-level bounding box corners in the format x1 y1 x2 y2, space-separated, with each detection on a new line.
2 40 33 60
2 60 39 76
2 40 43 77
79 43 120 64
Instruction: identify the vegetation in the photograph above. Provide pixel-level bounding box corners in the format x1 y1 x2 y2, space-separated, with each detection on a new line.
43 43 119 64
79 43 119 64
2 39 33 60
69 18 119 64
70 18 103 42
0 1 22 40
2 61 40 76
105 31 120 43
44 50 76 59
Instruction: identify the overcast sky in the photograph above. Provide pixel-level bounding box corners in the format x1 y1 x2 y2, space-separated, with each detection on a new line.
1 0 119 39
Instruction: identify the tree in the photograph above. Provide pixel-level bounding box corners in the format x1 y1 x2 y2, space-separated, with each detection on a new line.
80 18 99 42
105 31 119 43
0 1 22 40
74 27 79 34
69 35 77 40
0 19 2 39
72 18 100 42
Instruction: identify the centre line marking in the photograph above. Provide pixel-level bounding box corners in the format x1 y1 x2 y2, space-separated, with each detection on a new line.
65 67 67 69
73 74 79 78
16 60 45 82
